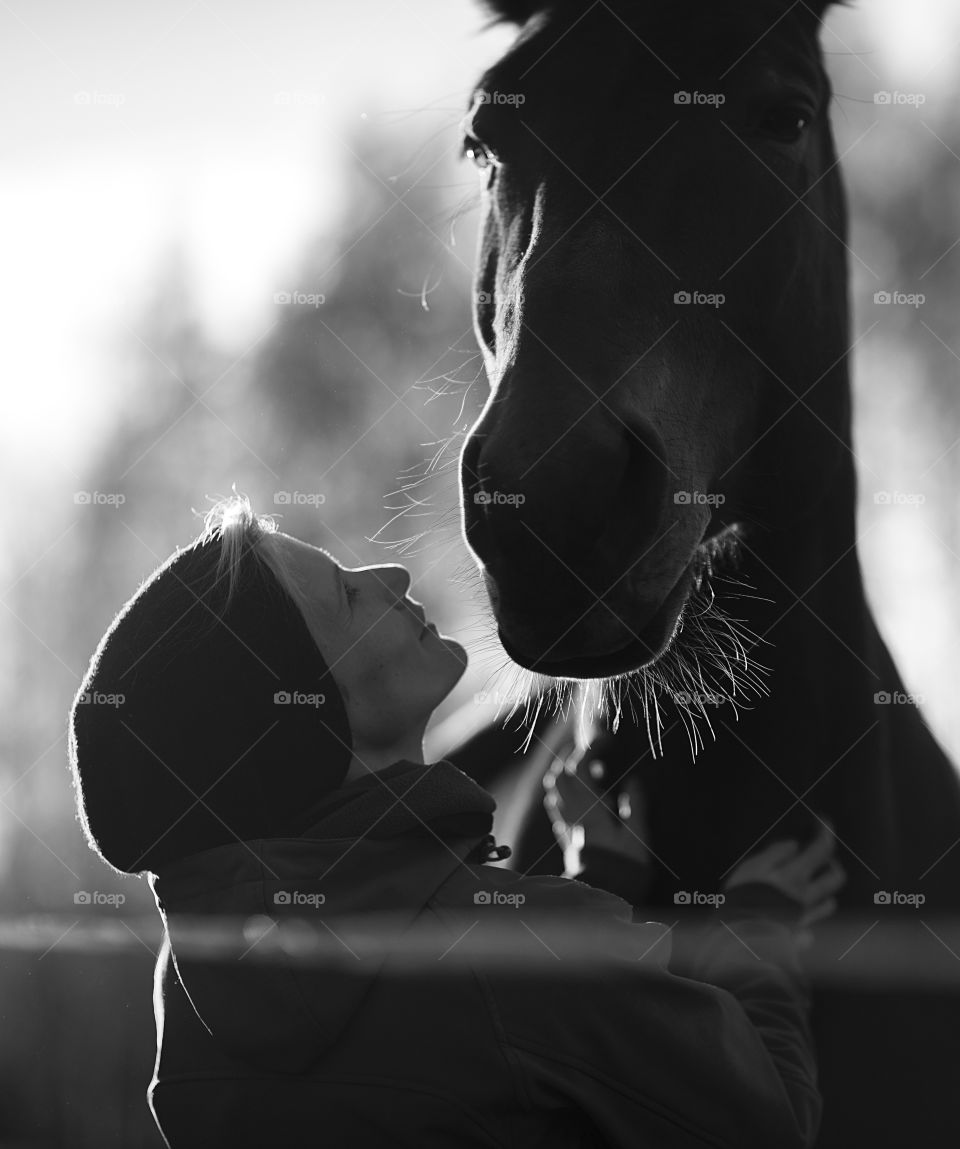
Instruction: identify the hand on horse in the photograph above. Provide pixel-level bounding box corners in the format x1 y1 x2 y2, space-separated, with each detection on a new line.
724 822 847 942
543 754 651 874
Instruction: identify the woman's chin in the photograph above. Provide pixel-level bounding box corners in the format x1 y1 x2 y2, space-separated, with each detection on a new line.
438 632 469 682
419 623 468 678
442 633 469 672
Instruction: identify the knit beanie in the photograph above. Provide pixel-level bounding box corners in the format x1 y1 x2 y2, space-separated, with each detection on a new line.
68 529 353 875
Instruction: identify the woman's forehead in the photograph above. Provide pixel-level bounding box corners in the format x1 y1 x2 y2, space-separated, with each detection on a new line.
277 531 337 568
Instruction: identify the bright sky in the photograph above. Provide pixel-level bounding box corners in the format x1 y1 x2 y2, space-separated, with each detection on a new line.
0 0 513 482
1 0 957 479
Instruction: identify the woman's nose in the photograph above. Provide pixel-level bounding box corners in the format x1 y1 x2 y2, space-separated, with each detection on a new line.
371 564 411 599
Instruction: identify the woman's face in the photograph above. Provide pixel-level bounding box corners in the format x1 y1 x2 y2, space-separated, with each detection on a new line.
269 533 468 754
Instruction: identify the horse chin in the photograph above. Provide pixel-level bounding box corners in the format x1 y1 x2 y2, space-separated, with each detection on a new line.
498 561 695 680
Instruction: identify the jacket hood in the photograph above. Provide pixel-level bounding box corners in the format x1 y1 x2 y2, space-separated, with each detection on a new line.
150 829 481 1075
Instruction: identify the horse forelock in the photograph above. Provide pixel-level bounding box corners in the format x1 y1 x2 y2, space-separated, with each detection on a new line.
473 0 834 109
481 0 847 31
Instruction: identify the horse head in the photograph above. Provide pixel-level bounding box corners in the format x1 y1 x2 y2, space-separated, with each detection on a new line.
460 0 849 685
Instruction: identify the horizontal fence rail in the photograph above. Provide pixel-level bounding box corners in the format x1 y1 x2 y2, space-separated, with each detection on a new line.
4 912 960 987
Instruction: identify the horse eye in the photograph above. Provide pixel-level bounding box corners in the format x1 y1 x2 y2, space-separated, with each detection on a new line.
757 105 811 144
463 136 496 172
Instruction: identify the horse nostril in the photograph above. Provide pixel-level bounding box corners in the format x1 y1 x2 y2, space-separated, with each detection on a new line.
461 410 671 580
594 420 669 555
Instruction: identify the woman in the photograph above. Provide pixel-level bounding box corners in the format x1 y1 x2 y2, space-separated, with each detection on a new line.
69 493 845 1149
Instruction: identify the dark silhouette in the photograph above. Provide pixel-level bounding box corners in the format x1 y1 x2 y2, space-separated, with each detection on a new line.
449 3 960 1145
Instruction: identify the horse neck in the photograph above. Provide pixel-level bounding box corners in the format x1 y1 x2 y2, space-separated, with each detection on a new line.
711 447 955 895
588 446 958 903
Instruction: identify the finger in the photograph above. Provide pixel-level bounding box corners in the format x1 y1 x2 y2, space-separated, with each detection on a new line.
622 773 647 814
795 929 815 951
617 777 646 823
546 770 588 823
804 860 847 903
799 896 837 929
790 820 836 874
751 839 801 867
543 760 569 800
542 757 566 792
799 900 835 928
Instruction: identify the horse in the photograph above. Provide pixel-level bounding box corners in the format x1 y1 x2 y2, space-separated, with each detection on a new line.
437 2 960 1145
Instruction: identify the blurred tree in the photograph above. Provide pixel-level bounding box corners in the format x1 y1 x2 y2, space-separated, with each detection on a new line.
0 116 485 1147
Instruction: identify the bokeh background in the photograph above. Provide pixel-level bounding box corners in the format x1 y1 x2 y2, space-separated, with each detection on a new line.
1 0 958 1144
